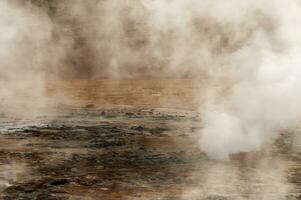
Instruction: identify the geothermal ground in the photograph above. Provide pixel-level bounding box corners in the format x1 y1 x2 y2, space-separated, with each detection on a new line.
0 80 300 200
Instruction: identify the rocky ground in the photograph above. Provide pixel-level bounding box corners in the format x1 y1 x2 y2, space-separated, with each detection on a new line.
0 80 300 200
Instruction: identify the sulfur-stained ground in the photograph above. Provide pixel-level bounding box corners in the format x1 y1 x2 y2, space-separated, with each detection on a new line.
0 80 300 200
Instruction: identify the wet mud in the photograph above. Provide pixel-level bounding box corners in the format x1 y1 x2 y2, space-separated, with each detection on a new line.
0 80 300 200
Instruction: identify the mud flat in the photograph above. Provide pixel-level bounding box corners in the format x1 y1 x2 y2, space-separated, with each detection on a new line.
0 80 300 200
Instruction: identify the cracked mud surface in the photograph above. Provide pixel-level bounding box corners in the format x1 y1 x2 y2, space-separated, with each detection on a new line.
0 80 300 200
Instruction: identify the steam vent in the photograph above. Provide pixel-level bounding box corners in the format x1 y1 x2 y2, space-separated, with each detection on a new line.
0 0 300 199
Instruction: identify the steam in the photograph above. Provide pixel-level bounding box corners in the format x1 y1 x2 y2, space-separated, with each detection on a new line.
200 0 301 160
0 0 300 159
0 0 64 115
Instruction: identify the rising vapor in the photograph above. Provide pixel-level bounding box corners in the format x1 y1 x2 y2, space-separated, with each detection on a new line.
1 0 301 160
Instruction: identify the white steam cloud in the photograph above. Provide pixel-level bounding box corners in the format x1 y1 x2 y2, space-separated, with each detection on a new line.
0 1 64 115
200 0 301 160
0 0 300 159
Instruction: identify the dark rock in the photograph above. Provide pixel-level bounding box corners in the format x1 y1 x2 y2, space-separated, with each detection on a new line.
133 126 145 131
50 179 69 186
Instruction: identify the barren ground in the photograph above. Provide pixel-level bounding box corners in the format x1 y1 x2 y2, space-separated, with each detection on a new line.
0 79 300 200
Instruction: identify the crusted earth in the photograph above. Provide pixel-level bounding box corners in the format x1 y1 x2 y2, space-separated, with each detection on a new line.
0 80 300 200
